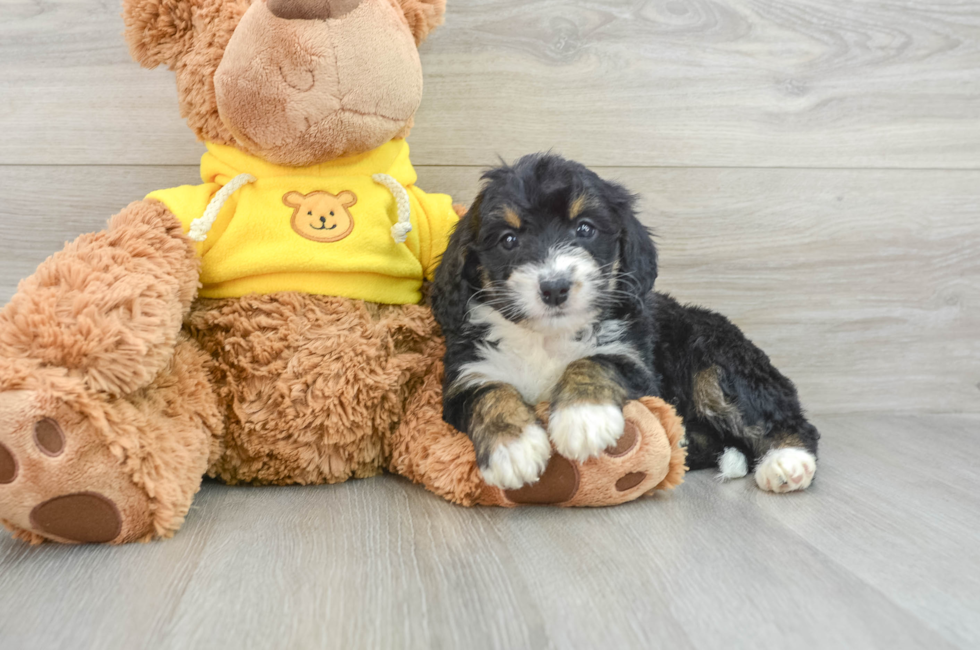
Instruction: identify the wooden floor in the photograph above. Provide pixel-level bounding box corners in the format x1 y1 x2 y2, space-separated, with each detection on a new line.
1 414 978 649
1 0 979 648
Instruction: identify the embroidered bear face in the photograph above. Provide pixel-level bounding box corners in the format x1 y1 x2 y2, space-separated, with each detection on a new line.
283 190 357 243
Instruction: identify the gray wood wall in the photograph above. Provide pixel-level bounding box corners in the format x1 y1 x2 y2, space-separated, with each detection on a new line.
1 0 977 416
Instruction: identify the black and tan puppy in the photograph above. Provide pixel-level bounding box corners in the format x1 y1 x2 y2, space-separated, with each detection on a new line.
431 154 819 493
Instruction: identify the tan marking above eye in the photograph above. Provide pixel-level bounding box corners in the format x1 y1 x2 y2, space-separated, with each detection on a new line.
503 207 521 229
569 194 591 220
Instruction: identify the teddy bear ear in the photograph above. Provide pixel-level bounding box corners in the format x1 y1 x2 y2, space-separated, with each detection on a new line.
337 191 358 208
394 0 447 46
283 191 307 208
123 0 196 69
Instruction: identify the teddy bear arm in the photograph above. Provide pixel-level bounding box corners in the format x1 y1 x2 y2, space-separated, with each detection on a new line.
0 199 200 397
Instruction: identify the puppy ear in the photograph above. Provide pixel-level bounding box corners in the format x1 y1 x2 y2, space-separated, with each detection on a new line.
123 0 196 69
394 0 447 45
431 192 482 335
608 182 658 298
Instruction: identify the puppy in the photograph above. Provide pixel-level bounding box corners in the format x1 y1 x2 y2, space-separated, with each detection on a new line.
431 154 819 493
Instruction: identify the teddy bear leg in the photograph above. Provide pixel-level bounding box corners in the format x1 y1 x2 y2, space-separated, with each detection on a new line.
0 200 217 543
0 335 220 544
390 388 688 508
386 368 492 506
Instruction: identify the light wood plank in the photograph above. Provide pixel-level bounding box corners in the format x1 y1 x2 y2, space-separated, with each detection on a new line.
0 490 218 649
0 0 196 166
1 165 977 415
158 482 555 650
1 0 979 168
758 413 980 649
0 1 977 648
0 414 976 649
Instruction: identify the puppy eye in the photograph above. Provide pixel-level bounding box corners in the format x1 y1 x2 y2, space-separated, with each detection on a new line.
575 221 597 239
499 232 519 251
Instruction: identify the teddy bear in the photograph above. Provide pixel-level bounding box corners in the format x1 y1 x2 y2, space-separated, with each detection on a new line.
0 0 686 545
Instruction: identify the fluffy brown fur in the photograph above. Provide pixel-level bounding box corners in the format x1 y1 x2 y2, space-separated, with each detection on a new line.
0 0 685 544
0 200 198 397
394 0 446 44
124 0 250 147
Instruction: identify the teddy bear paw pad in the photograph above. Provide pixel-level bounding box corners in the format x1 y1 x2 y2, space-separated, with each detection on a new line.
29 492 122 543
504 455 580 505
605 420 639 457
0 442 17 484
33 418 66 457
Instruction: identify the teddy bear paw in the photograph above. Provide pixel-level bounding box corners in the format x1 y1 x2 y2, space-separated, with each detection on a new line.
0 391 152 544
493 400 679 507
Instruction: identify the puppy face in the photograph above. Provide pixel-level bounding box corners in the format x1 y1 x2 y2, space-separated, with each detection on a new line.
434 154 658 335
477 196 616 332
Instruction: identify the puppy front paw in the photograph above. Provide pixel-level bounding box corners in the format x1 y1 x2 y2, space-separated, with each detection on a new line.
755 448 816 493
549 403 625 462
479 424 552 490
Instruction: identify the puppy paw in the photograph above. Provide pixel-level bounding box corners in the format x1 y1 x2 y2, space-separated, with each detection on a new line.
480 424 552 490
549 403 625 463
754 448 816 493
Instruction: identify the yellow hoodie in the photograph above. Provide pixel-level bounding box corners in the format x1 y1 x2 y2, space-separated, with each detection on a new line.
146 140 458 305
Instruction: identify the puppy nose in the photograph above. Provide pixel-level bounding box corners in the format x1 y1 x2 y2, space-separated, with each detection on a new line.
267 0 362 21
320 216 327 223
540 278 571 307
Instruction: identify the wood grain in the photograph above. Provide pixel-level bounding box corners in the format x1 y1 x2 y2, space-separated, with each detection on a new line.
420 165 980 416
0 415 977 650
0 2 978 647
4 165 975 415
1 0 979 167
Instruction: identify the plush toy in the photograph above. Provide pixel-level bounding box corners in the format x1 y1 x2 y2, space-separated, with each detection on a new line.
0 0 686 545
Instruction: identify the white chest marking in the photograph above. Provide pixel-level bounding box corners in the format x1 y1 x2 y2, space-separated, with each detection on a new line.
457 306 637 404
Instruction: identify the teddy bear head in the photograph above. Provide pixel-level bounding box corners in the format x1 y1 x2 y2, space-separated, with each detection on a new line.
124 0 446 166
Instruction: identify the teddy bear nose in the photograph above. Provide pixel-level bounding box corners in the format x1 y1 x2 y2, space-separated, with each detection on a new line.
266 0 363 21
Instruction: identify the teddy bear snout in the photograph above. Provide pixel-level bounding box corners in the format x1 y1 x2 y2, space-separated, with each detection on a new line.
267 0 363 21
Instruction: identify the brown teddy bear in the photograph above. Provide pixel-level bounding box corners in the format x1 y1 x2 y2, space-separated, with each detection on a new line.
0 0 686 545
